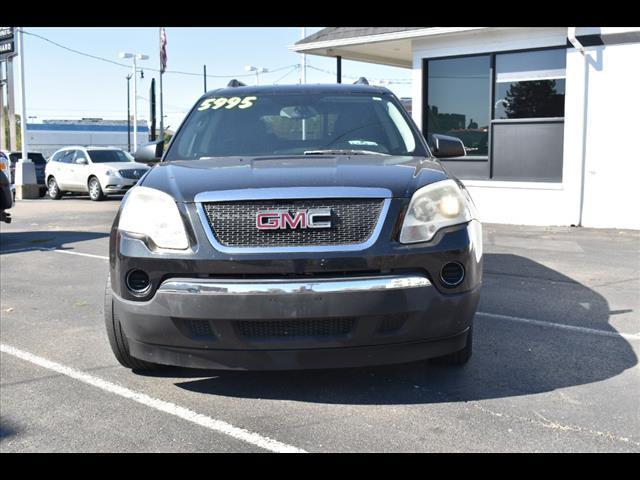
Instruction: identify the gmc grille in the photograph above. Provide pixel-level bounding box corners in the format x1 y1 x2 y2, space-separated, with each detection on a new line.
201 198 385 248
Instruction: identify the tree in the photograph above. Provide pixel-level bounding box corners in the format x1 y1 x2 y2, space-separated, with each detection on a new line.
2 106 21 150
504 80 564 119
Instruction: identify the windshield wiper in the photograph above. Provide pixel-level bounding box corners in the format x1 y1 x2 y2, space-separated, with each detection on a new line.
303 149 389 156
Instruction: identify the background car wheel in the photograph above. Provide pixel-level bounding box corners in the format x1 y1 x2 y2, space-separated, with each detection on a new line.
88 177 105 201
104 274 160 371
47 177 63 200
429 326 473 366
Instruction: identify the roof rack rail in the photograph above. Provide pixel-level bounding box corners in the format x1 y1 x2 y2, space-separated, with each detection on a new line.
353 77 369 85
227 79 247 87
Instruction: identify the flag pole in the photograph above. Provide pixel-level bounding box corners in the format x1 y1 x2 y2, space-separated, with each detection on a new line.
159 27 164 145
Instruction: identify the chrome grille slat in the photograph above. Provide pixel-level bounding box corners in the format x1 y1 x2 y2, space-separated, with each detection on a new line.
202 198 384 248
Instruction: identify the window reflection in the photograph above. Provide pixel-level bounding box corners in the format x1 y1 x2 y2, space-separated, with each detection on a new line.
427 55 490 157
494 79 565 119
494 49 566 119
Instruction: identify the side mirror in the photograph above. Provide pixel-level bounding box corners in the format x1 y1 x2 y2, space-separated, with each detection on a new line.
76 158 88 165
134 141 164 164
429 134 466 158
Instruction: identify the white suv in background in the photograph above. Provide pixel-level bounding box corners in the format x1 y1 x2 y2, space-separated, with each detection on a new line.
45 146 150 201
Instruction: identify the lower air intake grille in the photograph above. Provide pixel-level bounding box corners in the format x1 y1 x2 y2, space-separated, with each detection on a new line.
234 318 356 339
186 319 215 338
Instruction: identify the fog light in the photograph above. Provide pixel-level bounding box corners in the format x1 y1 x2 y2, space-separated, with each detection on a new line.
126 269 150 293
440 262 465 287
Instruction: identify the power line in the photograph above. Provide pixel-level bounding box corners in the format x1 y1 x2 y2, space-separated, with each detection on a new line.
19 29 132 68
19 28 298 79
273 65 299 84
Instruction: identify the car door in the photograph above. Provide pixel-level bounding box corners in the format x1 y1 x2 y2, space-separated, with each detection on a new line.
45 150 63 186
55 150 77 190
70 150 90 190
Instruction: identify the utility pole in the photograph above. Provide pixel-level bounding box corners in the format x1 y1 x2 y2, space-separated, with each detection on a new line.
7 56 16 150
0 62 5 150
18 28 27 162
15 27 37 199
159 27 166 147
203 65 207 93
149 78 156 141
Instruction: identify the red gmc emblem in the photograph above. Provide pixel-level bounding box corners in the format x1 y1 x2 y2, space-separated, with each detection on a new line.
256 208 332 230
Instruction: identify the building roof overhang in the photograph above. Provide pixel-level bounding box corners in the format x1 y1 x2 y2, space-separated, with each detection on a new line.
290 27 489 68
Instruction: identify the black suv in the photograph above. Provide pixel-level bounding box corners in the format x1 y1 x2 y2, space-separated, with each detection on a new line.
105 84 483 371
3 151 48 196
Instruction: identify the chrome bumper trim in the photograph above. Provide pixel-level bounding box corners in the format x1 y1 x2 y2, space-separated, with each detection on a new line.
158 274 431 296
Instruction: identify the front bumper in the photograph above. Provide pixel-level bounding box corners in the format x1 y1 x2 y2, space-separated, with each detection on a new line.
110 203 482 370
113 274 480 370
102 176 139 194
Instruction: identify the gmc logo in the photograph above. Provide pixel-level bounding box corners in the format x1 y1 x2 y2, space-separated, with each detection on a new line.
256 208 332 230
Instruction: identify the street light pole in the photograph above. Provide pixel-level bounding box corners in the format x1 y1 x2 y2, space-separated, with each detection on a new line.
301 27 306 85
132 55 138 151
245 65 268 86
126 74 132 152
119 52 148 152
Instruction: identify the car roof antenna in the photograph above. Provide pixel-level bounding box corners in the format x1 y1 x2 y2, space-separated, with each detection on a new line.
353 77 369 85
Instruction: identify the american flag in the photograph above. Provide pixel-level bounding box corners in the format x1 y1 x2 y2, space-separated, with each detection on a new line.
160 27 167 73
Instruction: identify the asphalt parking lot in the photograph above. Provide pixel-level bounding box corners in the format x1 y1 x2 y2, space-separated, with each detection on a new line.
1 196 638 452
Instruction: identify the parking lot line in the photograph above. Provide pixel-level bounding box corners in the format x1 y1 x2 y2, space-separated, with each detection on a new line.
49 249 109 260
476 311 640 341
0 247 109 260
0 343 307 454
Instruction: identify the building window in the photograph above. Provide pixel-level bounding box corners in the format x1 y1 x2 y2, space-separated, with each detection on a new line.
423 47 567 182
426 55 490 158
494 49 566 119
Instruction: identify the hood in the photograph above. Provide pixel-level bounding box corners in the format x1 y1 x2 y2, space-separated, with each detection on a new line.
140 155 449 203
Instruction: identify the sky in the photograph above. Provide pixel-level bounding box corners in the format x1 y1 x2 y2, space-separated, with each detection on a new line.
9 27 413 132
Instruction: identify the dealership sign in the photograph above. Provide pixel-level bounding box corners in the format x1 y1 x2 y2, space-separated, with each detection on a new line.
0 27 16 59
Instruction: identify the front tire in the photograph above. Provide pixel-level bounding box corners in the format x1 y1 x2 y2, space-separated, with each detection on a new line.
47 177 63 200
429 326 473 366
88 176 105 201
104 275 160 371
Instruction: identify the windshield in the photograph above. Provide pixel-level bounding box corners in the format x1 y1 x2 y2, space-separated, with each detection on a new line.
165 92 427 160
88 150 133 163
9 152 46 164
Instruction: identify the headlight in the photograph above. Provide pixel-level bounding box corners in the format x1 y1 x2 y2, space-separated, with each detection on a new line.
105 169 119 177
399 179 475 244
118 186 189 250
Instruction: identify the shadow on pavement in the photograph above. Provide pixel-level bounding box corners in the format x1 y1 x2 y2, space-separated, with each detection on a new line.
151 254 638 405
0 417 20 441
58 195 124 202
0 230 109 255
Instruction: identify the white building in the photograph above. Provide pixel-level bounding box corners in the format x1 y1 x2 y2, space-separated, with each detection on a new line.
293 27 640 230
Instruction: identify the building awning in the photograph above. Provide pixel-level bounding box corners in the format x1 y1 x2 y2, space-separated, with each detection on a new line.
291 27 488 68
